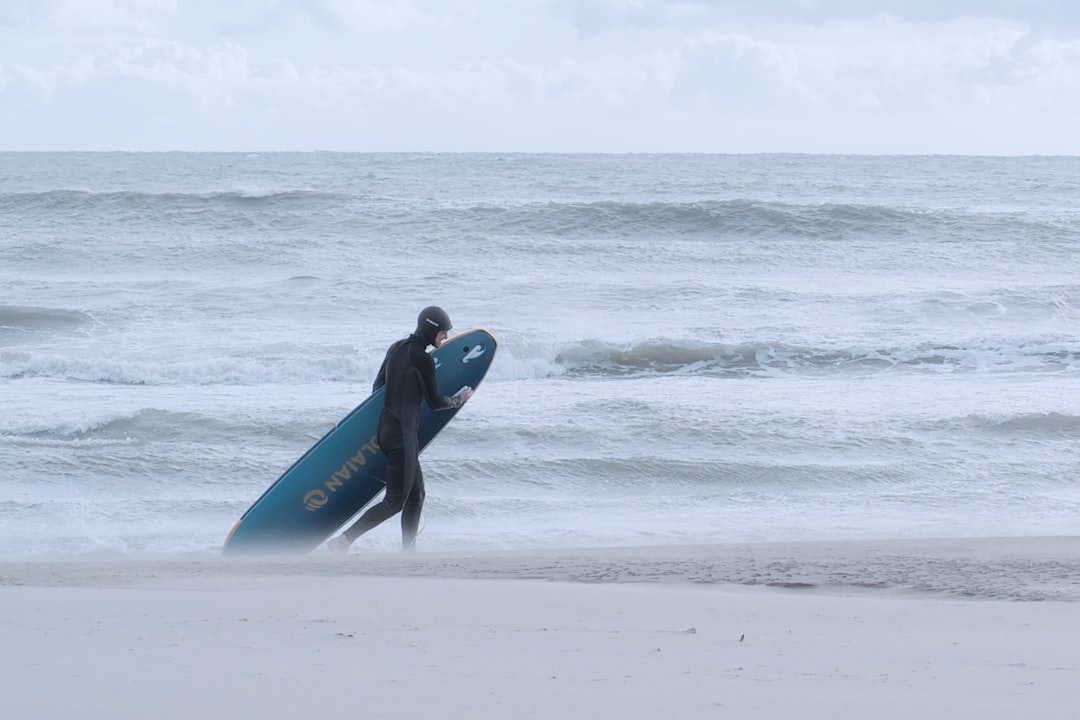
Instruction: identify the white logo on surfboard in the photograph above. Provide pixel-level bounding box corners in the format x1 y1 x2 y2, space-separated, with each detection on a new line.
463 345 486 364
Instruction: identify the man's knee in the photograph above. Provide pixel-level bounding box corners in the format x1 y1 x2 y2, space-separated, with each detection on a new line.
404 485 425 510
383 491 406 513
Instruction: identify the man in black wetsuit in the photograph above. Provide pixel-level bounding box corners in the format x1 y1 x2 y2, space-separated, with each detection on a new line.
327 306 473 553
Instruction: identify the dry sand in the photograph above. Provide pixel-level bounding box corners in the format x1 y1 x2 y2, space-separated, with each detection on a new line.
2 537 1078 719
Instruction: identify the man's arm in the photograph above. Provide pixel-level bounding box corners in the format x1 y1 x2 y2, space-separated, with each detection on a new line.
416 352 461 410
372 348 390 393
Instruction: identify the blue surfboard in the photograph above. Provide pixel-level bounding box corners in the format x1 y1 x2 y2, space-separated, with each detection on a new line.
223 329 497 554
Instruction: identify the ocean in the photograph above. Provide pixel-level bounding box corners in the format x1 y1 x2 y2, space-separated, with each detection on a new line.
2 152 1078 558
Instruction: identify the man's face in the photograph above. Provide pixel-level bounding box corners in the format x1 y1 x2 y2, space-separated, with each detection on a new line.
434 330 449 347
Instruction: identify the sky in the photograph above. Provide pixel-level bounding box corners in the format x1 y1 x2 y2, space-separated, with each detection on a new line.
1 0 1079 153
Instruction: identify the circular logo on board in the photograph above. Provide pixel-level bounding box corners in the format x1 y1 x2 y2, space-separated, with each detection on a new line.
304 490 328 511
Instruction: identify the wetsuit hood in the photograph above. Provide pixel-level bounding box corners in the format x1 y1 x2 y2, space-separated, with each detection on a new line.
415 306 452 346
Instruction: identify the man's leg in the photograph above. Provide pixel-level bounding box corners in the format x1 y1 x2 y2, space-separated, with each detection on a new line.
400 462 426 551
328 449 406 551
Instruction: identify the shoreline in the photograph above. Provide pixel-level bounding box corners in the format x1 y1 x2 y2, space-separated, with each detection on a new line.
4 535 1078 600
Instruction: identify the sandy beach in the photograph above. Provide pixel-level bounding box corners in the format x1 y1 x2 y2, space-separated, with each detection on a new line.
2 537 1078 720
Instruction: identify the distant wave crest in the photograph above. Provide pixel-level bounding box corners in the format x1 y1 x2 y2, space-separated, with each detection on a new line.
0 351 371 386
5 191 1073 243
503 337 1080 379
5 337 1077 385
2 407 311 444
0 305 92 334
426 199 1076 242
0 188 344 215
924 412 1080 436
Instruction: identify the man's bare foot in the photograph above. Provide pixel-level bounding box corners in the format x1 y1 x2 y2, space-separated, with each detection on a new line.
327 535 351 553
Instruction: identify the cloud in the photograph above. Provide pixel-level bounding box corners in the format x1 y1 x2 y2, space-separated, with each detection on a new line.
0 63 56 103
100 39 250 86
670 19 1039 113
17 38 253 101
2 1 1080 151
551 0 1080 33
0 0 178 31
551 0 709 36
0 2 32 27
303 0 434 33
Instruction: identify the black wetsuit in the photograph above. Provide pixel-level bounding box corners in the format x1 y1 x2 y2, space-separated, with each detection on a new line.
340 333 462 550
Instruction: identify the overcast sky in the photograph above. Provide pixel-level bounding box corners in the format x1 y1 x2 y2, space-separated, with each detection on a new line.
1 0 1079 153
